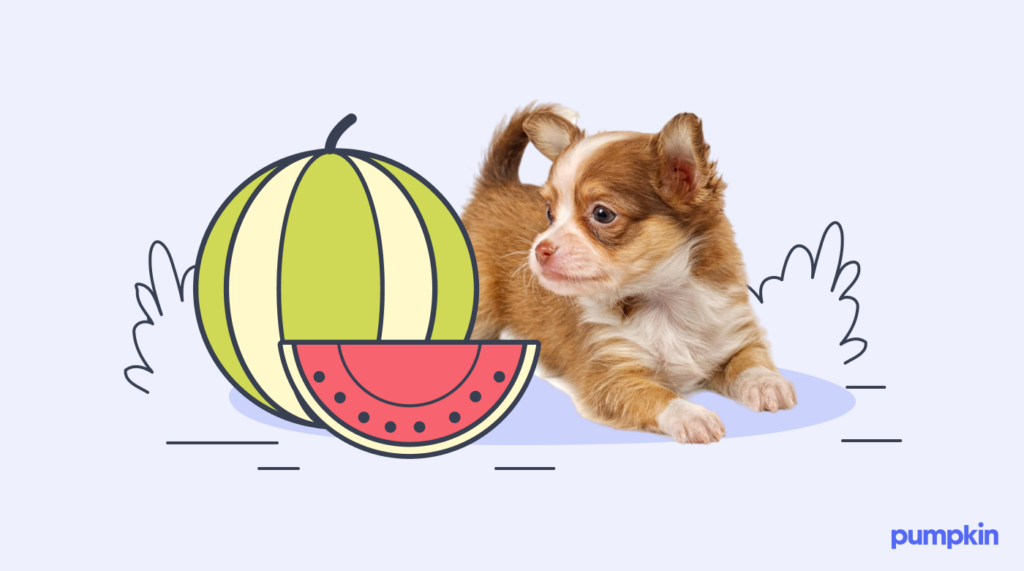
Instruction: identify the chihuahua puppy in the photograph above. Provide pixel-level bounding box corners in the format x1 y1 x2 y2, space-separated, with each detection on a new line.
461 103 796 444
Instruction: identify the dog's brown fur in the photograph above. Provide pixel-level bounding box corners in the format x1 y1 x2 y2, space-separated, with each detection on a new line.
463 103 796 443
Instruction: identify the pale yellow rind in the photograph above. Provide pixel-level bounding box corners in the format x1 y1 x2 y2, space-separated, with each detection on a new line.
350 157 433 340
228 158 314 422
284 344 536 456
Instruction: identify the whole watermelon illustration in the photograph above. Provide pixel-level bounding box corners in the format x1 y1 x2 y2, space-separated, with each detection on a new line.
195 115 539 458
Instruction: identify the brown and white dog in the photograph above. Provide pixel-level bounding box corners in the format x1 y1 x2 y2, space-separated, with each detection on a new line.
461 103 796 444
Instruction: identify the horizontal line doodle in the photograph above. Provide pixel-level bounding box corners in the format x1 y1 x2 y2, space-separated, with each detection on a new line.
841 439 902 443
167 444 280 448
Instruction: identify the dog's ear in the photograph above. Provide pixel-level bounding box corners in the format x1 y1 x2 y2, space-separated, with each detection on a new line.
523 106 582 161
656 113 721 206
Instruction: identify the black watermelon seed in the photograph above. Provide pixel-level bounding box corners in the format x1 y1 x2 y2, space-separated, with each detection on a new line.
385 421 396 433
493 371 506 382
470 391 482 402
313 371 325 382
414 421 426 433
333 392 346 404
449 412 461 423
358 412 370 423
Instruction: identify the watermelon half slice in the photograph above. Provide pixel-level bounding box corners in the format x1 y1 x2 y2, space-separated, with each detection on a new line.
281 340 539 458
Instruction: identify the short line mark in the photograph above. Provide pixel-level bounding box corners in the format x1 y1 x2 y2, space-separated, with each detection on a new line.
167 444 280 448
841 439 902 443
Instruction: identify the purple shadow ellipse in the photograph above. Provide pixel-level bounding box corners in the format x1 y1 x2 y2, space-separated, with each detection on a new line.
229 369 855 444
474 368 855 444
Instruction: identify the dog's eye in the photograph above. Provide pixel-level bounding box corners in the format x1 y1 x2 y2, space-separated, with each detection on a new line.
546 203 554 225
592 206 616 224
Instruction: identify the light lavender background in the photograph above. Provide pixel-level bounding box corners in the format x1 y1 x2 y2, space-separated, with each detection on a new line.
2 1 1022 569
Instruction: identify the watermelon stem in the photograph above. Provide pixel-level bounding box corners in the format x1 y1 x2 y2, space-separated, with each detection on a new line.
325 114 358 150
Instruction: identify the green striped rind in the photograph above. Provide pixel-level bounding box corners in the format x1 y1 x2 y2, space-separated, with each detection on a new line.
375 159 475 340
197 148 479 425
196 167 277 409
281 155 382 340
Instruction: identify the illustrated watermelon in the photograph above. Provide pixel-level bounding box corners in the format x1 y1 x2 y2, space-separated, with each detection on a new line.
282 341 538 458
194 115 539 456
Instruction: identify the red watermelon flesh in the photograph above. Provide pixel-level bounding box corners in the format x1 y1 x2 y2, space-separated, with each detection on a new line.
292 342 533 445
340 343 479 405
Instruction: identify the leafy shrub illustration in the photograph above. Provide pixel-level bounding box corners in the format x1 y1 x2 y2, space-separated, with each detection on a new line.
748 221 867 367
124 241 197 395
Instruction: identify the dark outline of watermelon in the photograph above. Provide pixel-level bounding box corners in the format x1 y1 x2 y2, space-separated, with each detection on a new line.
193 116 484 428
281 340 539 459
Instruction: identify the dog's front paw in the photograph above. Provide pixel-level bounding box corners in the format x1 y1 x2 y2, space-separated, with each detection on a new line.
733 367 797 412
657 399 725 444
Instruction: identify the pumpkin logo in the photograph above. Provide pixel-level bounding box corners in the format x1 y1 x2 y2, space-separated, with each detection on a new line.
195 115 539 458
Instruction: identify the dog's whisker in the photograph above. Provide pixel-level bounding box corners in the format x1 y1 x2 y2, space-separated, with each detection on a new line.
508 256 533 287
499 249 531 260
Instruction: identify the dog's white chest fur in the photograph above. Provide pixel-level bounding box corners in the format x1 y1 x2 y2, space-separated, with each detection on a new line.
578 254 758 394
